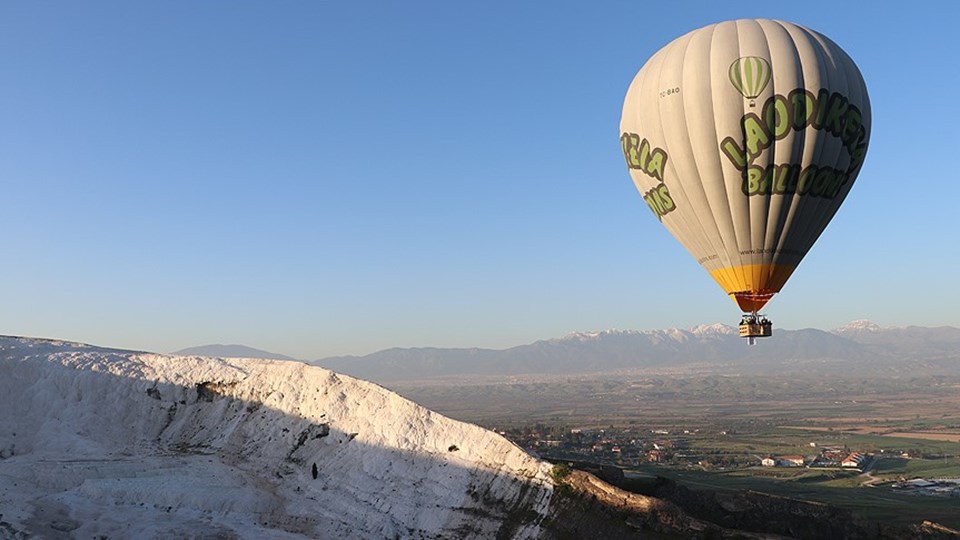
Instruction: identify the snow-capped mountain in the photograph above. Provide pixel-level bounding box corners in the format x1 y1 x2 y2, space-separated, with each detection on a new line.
831 320 960 357
0 336 554 538
833 319 887 334
315 322 960 382
689 323 739 337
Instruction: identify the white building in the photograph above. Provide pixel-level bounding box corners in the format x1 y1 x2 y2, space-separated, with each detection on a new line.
778 455 805 467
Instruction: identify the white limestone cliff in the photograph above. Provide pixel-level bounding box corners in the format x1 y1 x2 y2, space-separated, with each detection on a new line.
0 336 554 539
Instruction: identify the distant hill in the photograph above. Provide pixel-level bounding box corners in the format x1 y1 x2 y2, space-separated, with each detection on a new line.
313 321 960 382
173 344 298 361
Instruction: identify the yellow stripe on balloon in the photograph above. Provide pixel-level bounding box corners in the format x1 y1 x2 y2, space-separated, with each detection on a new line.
708 263 797 312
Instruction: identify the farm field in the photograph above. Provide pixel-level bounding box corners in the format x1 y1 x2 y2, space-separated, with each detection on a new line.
392 373 960 430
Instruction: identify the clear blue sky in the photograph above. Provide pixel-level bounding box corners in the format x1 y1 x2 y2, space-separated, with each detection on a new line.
1 2 957 359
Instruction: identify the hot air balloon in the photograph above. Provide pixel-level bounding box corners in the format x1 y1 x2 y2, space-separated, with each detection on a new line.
619 19 870 342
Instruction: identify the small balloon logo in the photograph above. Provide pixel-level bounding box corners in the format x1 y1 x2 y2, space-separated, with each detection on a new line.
728 56 771 107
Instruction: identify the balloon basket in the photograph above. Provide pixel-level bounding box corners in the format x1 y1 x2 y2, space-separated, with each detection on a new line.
739 313 772 344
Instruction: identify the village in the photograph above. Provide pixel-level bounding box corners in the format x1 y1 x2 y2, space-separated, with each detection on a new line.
500 423 960 498
502 423 873 469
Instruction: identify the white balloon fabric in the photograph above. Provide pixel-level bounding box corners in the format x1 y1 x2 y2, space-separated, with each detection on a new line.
620 19 870 312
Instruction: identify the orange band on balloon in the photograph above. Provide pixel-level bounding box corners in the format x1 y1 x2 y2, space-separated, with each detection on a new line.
708 263 797 312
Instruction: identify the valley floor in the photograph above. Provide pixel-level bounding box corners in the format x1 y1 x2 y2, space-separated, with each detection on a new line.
391 372 960 532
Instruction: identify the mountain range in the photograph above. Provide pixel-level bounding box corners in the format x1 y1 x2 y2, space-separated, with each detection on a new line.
172 343 299 361
312 321 960 382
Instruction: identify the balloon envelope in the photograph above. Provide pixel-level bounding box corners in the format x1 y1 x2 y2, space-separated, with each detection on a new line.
620 19 870 312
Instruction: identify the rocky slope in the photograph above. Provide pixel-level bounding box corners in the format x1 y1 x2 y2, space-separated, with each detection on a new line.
0 336 555 538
